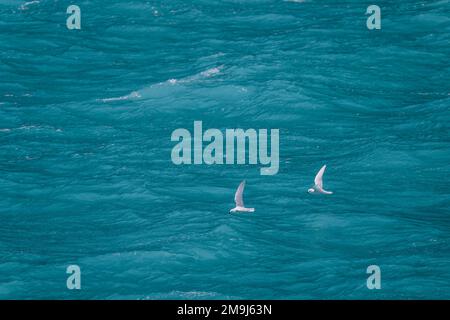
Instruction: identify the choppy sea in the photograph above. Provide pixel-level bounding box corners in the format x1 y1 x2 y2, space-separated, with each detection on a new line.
0 0 449 299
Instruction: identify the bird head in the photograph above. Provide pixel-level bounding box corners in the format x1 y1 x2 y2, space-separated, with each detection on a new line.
308 188 315 194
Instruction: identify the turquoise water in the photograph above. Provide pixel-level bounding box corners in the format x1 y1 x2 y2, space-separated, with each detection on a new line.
1 0 449 299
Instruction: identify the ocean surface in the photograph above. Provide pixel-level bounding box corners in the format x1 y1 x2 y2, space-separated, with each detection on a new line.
1 0 449 299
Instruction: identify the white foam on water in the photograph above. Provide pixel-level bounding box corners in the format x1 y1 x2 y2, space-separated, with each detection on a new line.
100 91 141 102
284 0 308 3
100 66 223 102
19 1 40 11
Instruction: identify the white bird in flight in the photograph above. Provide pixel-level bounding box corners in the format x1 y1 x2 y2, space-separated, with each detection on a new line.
230 180 255 213
308 165 333 195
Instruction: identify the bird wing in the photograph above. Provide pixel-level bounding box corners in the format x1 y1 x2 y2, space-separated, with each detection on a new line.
234 180 245 207
314 165 327 189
